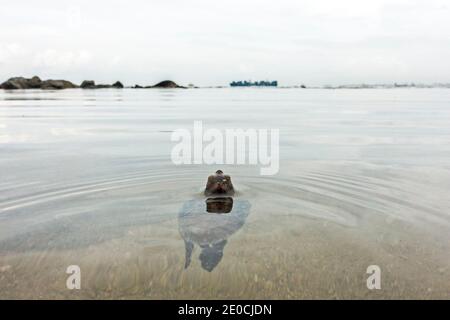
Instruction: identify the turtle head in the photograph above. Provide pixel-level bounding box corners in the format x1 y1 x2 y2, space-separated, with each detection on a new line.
205 170 234 195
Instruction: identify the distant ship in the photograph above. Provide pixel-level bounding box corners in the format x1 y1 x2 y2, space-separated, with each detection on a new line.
230 80 278 87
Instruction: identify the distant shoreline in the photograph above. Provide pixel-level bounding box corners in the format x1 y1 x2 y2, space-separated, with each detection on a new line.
0 77 186 90
1 76 450 90
2 86 449 90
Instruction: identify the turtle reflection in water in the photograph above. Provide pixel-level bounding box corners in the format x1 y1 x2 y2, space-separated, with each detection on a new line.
178 171 251 272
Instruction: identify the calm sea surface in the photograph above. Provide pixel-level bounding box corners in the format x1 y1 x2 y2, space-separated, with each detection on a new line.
0 88 449 299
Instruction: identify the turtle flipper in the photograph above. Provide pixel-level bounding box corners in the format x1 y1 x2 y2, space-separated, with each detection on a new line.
184 239 194 269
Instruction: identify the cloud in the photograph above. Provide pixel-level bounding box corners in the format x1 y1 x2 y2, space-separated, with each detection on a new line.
0 43 26 64
32 49 92 70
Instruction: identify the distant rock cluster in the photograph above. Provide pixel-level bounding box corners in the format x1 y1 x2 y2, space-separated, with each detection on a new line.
0 76 78 90
80 80 123 89
0 76 186 90
132 80 186 89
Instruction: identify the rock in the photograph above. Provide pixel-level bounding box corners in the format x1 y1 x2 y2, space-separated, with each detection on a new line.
0 76 77 90
1 76 42 89
81 80 123 89
94 84 113 89
133 84 143 89
2 76 137 90
112 81 123 88
80 80 96 89
41 79 78 90
29 76 43 88
151 80 185 88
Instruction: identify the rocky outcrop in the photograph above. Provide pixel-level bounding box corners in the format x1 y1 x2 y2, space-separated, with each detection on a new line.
80 80 96 89
0 76 186 90
80 80 124 89
0 76 77 90
95 84 113 89
132 81 185 88
1 76 43 89
112 81 123 88
41 80 78 90
150 80 185 88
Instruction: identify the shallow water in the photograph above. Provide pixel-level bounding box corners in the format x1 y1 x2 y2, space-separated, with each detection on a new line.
0 88 449 299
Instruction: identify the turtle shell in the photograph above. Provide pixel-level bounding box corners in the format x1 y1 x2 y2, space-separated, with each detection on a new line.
178 197 251 271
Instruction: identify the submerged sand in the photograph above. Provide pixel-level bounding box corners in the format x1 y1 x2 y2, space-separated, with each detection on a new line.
0 89 449 299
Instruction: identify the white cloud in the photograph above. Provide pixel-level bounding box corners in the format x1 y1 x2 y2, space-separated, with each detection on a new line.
32 49 92 69
0 43 26 64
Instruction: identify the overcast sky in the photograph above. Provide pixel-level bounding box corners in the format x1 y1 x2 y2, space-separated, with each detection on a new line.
1 0 449 86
